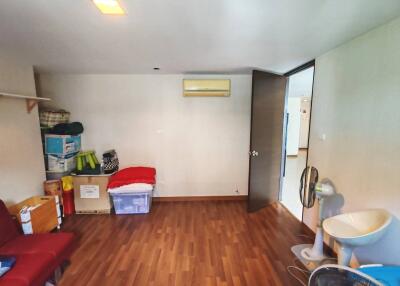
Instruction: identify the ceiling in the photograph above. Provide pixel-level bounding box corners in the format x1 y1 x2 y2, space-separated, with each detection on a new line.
0 0 399 74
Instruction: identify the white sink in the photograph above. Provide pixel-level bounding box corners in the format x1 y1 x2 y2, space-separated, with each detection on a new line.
323 209 392 265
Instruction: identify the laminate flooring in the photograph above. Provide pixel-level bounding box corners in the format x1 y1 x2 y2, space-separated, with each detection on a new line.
59 201 313 286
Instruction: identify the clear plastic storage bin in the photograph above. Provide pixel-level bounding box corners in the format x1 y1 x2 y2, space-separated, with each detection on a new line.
110 191 152 214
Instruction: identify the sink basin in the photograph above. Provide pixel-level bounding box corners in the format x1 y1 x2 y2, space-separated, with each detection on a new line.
323 209 392 265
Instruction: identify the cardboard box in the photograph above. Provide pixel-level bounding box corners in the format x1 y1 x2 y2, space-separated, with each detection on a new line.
8 196 60 234
73 174 111 214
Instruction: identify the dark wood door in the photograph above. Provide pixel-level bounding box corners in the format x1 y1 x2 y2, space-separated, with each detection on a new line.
248 70 287 212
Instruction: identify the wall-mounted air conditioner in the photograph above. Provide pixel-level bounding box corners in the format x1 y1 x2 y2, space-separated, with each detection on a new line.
183 79 231 97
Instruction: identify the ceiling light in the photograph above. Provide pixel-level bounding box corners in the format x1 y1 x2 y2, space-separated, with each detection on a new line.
93 0 125 15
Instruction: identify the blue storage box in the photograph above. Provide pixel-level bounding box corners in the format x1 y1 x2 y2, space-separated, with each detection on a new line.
45 134 81 155
110 191 152 214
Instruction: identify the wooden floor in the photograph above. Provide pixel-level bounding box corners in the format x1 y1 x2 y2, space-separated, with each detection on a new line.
59 201 313 286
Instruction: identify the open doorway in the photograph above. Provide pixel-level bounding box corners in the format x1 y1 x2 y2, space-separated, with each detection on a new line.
280 65 314 220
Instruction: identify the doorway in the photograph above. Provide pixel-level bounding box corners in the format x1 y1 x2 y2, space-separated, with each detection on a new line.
280 65 315 220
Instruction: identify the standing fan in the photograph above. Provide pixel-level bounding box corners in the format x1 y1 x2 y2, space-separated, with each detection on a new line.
309 264 384 286
299 166 319 209
291 166 335 270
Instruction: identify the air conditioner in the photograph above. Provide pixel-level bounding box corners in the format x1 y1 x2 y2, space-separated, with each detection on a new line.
183 79 231 97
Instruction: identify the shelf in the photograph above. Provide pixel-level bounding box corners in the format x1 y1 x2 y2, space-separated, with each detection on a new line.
0 91 51 113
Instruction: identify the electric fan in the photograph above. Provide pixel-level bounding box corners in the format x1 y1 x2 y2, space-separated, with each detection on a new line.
291 166 335 270
309 264 384 286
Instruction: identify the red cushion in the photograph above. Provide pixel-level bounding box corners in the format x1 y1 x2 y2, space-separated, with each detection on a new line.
0 277 27 286
108 167 156 188
0 253 54 286
0 200 20 247
0 233 74 264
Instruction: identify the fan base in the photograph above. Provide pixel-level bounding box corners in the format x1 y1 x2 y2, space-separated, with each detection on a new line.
291 244 334 271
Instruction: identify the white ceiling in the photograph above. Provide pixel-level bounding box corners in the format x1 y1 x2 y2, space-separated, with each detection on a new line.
0 0 399 74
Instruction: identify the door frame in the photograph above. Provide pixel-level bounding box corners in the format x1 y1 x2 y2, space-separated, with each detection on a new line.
281 60 316 222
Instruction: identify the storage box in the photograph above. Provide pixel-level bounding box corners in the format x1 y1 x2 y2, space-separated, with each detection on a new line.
110 191 152 214
47 153 77 172
8 196 60 234
46 171 71 181
43 180 63 205
73 174 111 214
39 110 70 127
45 134 81 155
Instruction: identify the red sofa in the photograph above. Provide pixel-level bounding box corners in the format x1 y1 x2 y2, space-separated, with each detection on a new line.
0 200 75 286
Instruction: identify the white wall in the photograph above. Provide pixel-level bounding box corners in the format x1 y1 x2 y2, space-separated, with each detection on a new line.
38 74 252 197
288 67 314 98
0 59 45 205
286 97 301 156
304 17 400 265
299 99 311 148
287 67 314 150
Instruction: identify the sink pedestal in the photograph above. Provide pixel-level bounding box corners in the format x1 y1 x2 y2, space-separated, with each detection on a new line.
337 244 353 266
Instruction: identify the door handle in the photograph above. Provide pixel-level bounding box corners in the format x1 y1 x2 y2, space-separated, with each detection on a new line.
249 150 259 157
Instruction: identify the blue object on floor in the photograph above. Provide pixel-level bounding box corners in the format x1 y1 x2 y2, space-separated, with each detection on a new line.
0 256 16 277
358 265 400 286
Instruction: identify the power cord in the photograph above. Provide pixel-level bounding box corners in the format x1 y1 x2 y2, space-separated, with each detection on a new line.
286 235 313 285
287 265 309 286
287 235 338 285
286 257 338 285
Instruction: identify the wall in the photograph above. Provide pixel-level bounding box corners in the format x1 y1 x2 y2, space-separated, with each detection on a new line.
0 59 45 205
287 67 314 150
286 97 301 156
38 74 252 197
299 99 311 148
304 17 400 265
287 67 314 98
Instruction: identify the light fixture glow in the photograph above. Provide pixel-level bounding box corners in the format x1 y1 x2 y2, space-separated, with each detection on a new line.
93 0 125 15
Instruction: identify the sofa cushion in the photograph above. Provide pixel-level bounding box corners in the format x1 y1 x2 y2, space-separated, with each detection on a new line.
0 253 54 286
0 201 20 247
0 277 27 286
0 233 74 264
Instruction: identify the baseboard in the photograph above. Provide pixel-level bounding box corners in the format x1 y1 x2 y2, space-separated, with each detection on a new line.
153 195 248 202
